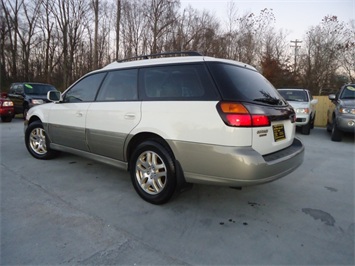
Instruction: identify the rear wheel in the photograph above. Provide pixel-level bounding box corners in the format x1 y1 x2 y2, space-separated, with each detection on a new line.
130 140 177 204
25 121 58 159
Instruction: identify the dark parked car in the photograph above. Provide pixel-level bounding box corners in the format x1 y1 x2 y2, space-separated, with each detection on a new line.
327 84 355 141
8 82 57 118
0 93 14 122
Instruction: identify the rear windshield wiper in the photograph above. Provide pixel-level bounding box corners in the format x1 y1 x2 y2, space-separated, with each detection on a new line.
254 97 282 105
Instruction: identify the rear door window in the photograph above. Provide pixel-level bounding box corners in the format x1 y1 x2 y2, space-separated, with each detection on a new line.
96 69 138 101
139 64 219 100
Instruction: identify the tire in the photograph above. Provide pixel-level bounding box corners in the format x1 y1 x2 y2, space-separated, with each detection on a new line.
331 121 342 142
326 121 332 132
23 106 29 120
25 121 58 159
301 121 311 135
130 140 177 204
311 113 315 129
1 116 12 122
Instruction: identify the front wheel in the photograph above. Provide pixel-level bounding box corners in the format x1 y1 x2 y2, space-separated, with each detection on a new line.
301 121 311 135
331 121 342 142
130 140 177 204
23 106 29 120
25 121 58 159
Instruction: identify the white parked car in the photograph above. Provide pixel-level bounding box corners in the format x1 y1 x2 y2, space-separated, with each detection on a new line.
25 52 304 204
278 88 318 135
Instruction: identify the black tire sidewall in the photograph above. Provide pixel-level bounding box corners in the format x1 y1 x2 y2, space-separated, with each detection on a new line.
130 141 177 205
331 120 342 141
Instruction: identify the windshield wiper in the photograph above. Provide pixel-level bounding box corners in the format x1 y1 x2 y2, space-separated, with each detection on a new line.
254 97 282 105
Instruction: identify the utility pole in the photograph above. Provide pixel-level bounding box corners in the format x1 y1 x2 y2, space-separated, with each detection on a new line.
290 39 302 72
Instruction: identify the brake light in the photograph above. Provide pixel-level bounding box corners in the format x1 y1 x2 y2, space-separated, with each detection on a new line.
217 102 270 127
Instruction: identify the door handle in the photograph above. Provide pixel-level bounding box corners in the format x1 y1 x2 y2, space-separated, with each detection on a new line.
124 113 136 120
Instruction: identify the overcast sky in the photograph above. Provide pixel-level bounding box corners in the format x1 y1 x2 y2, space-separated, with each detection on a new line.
180 0 354 41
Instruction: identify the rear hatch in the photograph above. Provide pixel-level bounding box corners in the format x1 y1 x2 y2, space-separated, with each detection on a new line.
207 61 296 155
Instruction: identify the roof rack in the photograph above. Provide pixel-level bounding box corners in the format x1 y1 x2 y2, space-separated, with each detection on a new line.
117 51 202 63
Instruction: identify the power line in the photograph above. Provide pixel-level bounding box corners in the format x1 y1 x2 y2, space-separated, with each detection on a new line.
290 39 302 72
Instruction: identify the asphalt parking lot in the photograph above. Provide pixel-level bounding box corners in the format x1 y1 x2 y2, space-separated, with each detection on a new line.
1 118 354 265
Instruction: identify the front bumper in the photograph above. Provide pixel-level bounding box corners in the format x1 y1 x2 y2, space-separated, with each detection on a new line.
0 108 14 117
171 138 305 187
336 115 355 133
295 113 310 126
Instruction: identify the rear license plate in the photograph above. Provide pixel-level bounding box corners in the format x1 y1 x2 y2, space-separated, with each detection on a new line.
273 124 286 142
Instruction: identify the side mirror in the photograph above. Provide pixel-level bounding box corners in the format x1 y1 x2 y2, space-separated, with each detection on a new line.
47 90 62 102
328 94 336 101
311 99 318 104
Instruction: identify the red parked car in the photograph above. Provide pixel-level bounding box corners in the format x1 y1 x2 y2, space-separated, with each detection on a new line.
0 93 14 122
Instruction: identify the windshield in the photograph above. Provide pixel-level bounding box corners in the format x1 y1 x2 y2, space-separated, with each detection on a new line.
340 85 355 99
207 62 285 105
278 89 308 102
24 84 56 95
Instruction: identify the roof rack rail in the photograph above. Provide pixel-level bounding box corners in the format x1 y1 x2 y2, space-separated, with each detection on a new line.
117 51 202 63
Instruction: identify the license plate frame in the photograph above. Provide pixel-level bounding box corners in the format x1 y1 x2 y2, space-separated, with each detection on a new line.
273 124 286 142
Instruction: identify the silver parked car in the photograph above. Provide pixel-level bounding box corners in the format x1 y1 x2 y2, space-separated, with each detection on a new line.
327 84 355 141
278 88 318 135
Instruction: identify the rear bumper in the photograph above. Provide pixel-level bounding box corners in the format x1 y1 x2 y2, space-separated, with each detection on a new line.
171 138 304 187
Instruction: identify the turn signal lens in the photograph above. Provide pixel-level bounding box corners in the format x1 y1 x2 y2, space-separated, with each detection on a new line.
217 102 270 127
220 102 249 113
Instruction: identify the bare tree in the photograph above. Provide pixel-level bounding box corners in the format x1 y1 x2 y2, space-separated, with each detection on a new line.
143 0 179 54
92 0 98 69
299 15 348 94
338 19 355 83
115 0 120 60
120 0 149 57
50 0 89 87
16 0 42 80
1 0 23 81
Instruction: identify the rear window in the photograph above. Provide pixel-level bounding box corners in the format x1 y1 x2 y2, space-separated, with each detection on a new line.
207 62 284 105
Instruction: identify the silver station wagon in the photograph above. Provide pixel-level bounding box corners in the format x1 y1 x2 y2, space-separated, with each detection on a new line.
25 52 304 204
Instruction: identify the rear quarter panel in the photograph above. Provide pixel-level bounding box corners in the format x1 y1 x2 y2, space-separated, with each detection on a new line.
131 101 252 146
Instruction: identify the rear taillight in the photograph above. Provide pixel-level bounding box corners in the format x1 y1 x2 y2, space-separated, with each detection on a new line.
217 102 270 127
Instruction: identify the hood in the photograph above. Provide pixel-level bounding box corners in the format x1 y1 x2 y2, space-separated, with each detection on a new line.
28 94 48 100
339 99 355 108
287 101 310 109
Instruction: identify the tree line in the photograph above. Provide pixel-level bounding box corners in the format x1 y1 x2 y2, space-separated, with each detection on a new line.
1 0 354 95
